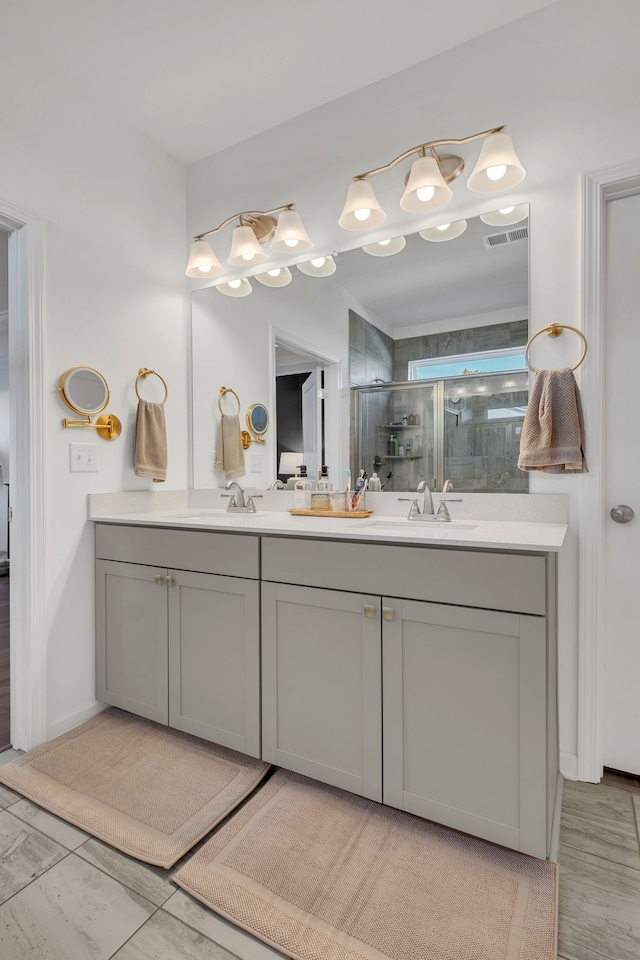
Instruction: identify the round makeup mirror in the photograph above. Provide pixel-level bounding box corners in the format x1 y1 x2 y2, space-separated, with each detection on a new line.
59 366 110 415
247 402 269 444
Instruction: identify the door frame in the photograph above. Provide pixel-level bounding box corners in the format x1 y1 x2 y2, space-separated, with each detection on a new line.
270 327 343 483
0 195 47 751
578 159 640 781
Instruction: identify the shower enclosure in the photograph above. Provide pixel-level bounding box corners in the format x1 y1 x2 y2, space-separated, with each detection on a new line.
351 371 529 493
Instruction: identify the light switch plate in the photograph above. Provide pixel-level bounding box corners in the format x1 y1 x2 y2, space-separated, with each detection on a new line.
69 442 98 472
249 453 263 473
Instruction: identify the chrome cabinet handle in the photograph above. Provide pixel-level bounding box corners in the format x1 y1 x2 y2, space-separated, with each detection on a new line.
610 504 634 524
363 604 375 619
382 607 394 621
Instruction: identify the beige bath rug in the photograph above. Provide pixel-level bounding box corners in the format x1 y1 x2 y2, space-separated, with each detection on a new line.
174 768 557 960
0 708 270 868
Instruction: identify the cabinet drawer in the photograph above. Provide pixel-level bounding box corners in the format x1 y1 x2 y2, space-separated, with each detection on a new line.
261 537 546 615
95 524 259 579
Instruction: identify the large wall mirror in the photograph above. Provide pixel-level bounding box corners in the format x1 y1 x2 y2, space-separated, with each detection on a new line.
190 205 529 493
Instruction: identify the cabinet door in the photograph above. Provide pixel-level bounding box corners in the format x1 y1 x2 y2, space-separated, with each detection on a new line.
383 598 547 857
95 560 169 724
168 570 260 758
262 583 382 801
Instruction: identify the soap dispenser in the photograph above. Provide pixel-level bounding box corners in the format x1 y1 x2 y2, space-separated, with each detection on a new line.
317 465 332 491
294 465 312 509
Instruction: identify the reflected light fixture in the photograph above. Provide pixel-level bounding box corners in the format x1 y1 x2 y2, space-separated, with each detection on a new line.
296 255 337 277
216 278 252 297
339 126 525 231
185 203 313 276
254 267 293 288
362 236 406 257
419 220 468 243
480 203 529 227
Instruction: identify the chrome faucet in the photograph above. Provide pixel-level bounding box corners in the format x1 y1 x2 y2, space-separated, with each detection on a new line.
416 480 434 516
434 498 462 521
268 479 285 490
221 481 263 513
222 480 246 508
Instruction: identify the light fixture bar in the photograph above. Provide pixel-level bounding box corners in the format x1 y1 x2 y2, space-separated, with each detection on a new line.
351 125 505 182
194 204 295 241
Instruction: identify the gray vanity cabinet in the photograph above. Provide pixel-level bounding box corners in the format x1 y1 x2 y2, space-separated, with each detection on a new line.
95 524 261 758
261 535 556 859
96 559 169 725
382 598 547 854
261 582 382 801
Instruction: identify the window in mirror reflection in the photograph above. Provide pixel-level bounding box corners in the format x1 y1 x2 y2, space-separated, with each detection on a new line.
409 346 527 381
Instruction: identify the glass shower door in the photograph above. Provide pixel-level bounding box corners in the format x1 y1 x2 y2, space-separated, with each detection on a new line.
441 371 529 492
353 382 436 493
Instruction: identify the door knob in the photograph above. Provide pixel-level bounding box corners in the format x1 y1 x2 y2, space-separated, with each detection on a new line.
610 504 634 524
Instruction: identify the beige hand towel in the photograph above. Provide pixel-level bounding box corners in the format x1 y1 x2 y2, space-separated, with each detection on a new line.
134 400 167 482
215 414 245 480
518 367 587 473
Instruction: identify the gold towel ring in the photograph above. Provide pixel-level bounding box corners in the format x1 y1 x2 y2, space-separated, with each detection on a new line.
525 324 588 372
218 386 241 416
135 368 168 404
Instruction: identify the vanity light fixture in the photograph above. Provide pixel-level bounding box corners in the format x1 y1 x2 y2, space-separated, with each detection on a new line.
479 204 529 227
362 236 406 257
185 204 313 277
419 220 468 243
254 267 293 288
296 255 337 277
216 278 253 297
338 126 525 231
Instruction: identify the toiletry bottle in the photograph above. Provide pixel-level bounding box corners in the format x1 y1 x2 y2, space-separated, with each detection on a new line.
405 439 412 457
317 465 332 491
368 472 381 491
294 465 312 509
398 442 405 457
387 434 396 456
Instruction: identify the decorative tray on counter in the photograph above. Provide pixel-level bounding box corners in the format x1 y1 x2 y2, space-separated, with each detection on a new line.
288 509 373 518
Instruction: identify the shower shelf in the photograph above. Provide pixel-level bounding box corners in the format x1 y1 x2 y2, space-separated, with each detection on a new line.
382 455 423 460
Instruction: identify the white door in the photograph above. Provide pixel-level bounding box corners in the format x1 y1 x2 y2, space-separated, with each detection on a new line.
603 190 640 774
301 368 322 483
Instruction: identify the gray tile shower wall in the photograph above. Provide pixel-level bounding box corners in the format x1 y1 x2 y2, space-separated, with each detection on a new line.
392 319 528 382
348 311 394 386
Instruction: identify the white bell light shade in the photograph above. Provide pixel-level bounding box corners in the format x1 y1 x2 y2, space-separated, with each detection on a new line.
338 180 386 231
296 255 337 277
185 239 225 278
419 219 468 243
271 210 313 252
479 203 529 226
400 156 452 212
254 267 293 288
362 236 406 257
216 278 252 297
279 452 303 475
228 225 268 266
467 133 526 193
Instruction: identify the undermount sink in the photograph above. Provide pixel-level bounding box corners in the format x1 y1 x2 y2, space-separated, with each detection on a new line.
352 519 478 532
159 512 257 524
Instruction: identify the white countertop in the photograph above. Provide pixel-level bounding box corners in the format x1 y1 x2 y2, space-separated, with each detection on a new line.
89 504 567 552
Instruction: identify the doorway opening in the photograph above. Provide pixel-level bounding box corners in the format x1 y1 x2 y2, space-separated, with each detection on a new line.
0 227 8 749
271 331 342 490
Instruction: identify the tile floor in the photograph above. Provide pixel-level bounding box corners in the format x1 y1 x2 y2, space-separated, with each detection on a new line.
1 745 639 959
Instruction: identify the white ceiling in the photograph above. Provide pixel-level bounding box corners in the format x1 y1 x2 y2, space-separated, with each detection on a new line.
4 0 558 164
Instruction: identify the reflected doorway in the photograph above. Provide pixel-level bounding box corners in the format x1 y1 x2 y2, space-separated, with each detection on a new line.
275 341 325 486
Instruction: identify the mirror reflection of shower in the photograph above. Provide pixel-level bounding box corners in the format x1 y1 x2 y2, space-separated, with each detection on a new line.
352 369 529 493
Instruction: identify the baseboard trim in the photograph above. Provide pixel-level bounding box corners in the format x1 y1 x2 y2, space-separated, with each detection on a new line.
560 751 578 780
47 701 107 742
549 771 563 862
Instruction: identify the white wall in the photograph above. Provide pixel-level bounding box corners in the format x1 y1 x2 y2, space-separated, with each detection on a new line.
0 231 8 554
191 278 355 489
187 0 640 775
0 58 188 739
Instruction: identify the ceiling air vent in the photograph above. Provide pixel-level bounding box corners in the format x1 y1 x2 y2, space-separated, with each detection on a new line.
482 224 529 250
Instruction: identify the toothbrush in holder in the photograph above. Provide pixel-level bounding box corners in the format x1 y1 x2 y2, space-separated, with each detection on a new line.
351 472 367 511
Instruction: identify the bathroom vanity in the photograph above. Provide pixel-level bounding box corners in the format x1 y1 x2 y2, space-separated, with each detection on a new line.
92 502 565 860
